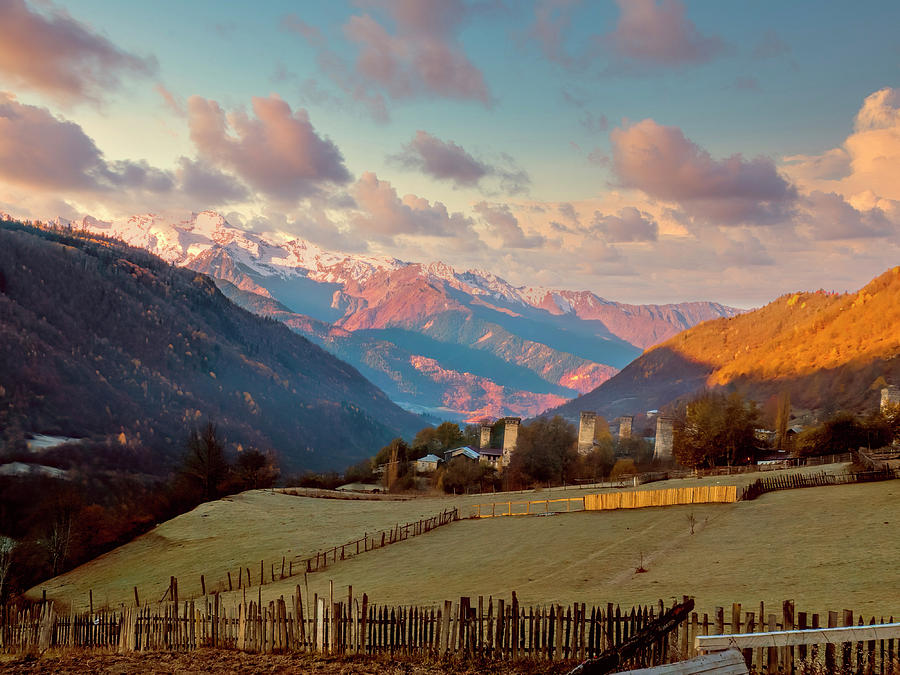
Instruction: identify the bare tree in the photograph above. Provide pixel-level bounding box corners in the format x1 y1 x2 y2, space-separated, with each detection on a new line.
46 513 73 576
182 421 229 501
0 536 16 600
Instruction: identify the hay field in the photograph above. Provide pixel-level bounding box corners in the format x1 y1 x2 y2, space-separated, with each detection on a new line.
31 463 899 617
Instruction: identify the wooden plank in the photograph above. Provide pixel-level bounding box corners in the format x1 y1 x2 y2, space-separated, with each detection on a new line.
608 648 748 675
696 622 900 651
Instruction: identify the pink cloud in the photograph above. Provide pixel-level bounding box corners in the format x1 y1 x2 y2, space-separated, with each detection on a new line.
351 171 474 240
391 130 530 194
782 88 900 203
155 84 184 116
610 118 796 225
394 130 489 187
473 201 546 248
175 158 249 205
187 95 351 202
284 0 490 121
608 0 726 68
592 207 658 242
525 0 582 68
0 0 156 104
800 191 894 240
0 93 252 211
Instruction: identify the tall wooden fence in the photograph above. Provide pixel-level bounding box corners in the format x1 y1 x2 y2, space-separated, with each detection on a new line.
742 469 900 501
471 486 738 518
584 486 737 511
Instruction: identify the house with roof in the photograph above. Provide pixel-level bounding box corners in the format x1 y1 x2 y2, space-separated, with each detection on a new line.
415 453 442 473
444 445 503 469
476 447 503 468
444 446 481 462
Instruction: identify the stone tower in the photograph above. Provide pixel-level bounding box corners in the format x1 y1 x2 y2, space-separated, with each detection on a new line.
501 417 521 467
653 416 674 461
479 424 492 449
578 411 597 455
618 415 633 440
881 385 900 413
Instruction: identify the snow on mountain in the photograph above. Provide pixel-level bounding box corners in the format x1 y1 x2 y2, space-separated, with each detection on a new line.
56 210 581 310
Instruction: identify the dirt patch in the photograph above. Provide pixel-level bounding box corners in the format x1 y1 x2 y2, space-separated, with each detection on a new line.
0 649 575 674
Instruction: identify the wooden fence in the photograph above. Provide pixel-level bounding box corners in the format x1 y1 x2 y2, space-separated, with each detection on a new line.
3 595 896 674
742 469 900 501
185 508 458 601
693 604 899 675
584 486 737 511
2 592 691 667
471 496 585 518
470 486 738 518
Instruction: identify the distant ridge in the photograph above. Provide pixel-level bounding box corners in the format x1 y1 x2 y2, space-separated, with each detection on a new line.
58 210 738 420
546 267 900 421
0 220 423 471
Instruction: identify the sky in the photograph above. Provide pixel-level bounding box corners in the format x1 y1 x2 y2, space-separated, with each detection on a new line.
1 0 899 308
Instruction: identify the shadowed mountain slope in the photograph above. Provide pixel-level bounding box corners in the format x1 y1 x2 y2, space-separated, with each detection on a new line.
0 221 423 471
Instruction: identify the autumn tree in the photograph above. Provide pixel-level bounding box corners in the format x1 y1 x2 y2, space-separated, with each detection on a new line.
509 416 578 484
795 412 882 456
412 422 465 457
673 391 760 468
440 456 490 494
233 449 279 490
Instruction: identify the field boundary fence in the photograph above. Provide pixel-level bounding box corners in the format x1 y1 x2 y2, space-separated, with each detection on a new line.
470 486 737 519
3 594 896 674
742 469 900 501
154 508 458 606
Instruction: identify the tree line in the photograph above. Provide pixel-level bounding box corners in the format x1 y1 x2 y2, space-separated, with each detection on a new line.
0 421 277 604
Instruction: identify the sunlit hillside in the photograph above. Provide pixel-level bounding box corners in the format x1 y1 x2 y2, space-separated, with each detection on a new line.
550 267 900 419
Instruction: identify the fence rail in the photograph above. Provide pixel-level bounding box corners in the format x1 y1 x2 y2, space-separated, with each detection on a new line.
742 469 900 500
472 497 585 518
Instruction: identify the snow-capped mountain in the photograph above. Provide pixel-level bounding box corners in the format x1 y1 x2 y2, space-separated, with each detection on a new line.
60 210 739 421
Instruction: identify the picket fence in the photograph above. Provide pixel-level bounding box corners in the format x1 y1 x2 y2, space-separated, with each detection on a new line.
2 592 689 667
4 593 897 675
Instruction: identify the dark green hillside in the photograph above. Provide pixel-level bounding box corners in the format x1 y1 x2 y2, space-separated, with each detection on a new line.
0 221 422 471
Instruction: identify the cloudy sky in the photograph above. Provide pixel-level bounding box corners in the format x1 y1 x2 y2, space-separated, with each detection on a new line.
1 0 899 307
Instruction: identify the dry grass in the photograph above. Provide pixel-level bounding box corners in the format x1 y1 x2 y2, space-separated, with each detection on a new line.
29 463 899 619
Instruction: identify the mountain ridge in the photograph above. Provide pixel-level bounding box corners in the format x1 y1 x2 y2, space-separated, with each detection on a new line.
52 210 740 420
547 267 900 422
0 220 424 471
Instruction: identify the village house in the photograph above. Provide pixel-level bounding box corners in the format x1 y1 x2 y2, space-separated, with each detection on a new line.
415 454 442 473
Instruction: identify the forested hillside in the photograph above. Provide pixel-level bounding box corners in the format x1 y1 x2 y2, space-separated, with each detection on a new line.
0 221 423 471
548 267 900 421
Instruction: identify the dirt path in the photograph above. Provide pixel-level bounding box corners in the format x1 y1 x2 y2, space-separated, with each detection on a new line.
0 650 575 674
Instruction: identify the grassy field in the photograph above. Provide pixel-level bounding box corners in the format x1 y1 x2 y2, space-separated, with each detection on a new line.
30 464 900 618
